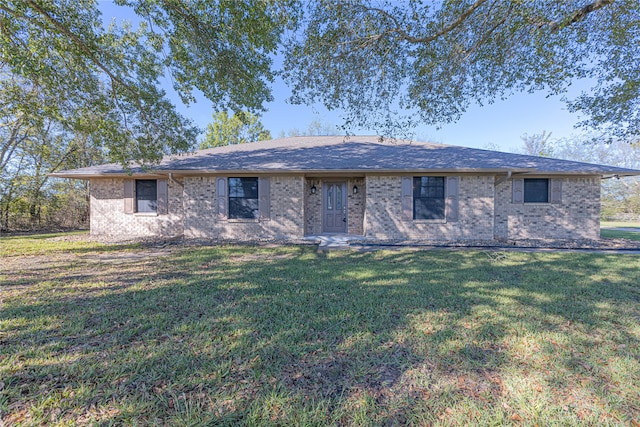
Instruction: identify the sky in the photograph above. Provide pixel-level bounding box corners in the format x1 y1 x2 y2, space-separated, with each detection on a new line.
98 1 590 154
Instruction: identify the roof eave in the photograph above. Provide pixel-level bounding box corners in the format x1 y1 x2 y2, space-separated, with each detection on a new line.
48 172 166 179
50 167 640 180
51 167 538 179
520 170 640 177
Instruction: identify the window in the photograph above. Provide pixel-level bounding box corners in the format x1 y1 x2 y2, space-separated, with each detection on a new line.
229 177 259 219
524 178 549 203
136 179 157 212
413 176 445 220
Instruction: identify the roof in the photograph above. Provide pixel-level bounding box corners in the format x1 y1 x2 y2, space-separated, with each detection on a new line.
51 136 640 178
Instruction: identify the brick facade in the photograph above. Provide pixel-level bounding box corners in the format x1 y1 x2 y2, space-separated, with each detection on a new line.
183 175 305 240
90 173 601 242
494 176 600 240
363 175 495 240
304 178 322 235
90 178 184 238
347 178 366 235
183 176 216 239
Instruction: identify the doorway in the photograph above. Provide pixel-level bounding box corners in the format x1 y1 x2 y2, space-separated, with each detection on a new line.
322 182 347 233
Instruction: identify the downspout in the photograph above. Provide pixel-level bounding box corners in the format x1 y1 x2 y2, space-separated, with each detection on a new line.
168 173 184 188
494 170 512 187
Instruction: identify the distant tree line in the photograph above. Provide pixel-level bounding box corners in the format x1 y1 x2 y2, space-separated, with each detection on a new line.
520 133 640 221
0 84 106 232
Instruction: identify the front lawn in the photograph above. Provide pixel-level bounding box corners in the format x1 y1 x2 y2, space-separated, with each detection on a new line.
1 235 639 425
601 229 640 241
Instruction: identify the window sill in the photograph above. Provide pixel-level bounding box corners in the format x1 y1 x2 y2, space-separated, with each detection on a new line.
226 218 260 223
413 219 447 224
134 212 158 217
522 202 550 206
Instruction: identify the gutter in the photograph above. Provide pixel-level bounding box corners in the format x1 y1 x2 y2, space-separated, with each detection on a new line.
49 167 537 179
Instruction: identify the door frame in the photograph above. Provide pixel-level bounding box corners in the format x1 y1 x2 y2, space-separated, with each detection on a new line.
322 181 348 233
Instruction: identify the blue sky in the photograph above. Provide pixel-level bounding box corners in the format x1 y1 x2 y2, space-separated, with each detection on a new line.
99 1 589 153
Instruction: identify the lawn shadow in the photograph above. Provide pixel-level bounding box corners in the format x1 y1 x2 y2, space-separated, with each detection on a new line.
2 246 639 425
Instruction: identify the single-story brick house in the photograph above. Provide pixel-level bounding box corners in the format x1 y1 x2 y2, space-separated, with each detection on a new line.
52 136 640 242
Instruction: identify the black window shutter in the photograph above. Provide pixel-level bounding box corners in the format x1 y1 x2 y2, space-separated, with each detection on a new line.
401 176 413 220
157 179 168 214
445 176 459 222
258 177 270 220
512 178 524 204
216 177 227 219
124 179 134 214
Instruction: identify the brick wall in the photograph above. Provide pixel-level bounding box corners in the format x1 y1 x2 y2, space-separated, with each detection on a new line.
347 178 365 235
183 176 216 238
184 175 305 240
90 178 184 238
494 176 600 240
304 179 323 235
363 175 495 240
90 174 602 242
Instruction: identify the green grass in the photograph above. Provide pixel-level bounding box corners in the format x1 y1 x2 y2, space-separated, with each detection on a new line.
2 235 640 426
0 231 141 257
601 229 640 241
600 221 640 240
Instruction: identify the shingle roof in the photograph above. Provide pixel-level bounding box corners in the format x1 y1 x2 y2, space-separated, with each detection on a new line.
51 136 640 178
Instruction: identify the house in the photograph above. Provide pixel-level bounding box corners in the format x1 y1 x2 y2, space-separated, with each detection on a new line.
51 136 640 242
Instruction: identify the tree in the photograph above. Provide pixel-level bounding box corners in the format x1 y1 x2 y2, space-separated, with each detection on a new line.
200 112 271 148
520 131 554 157
0 0 294 165
278 119 339 138
0 71 107 231
0 116 104 231
283 0 640 139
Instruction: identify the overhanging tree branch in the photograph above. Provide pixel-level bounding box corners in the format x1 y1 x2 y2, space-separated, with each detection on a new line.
545 0 615 31
23 0 154 137
23 1 134 99
363 0 489 44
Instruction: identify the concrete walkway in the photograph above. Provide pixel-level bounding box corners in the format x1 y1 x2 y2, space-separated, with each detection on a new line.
602 227 640 233
304 234 366 250
303 234 640 253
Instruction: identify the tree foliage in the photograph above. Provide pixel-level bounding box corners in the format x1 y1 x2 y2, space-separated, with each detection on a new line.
278 119 339 138
200 111 271 148
0 0 294 165
283 0 640 139
520 131 554 157
0 114 104 231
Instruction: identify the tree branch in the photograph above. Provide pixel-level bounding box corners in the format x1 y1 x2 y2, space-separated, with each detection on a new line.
463 2 513 61
0 119 31 173
546 0 614 31
363 0 489 44
23 0 153 135
22 1 128 94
